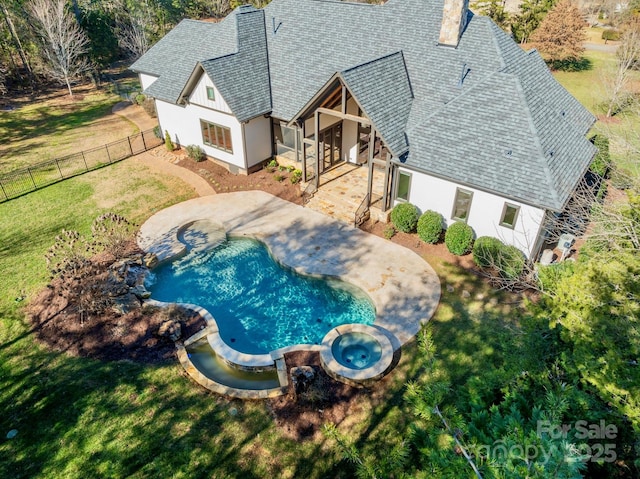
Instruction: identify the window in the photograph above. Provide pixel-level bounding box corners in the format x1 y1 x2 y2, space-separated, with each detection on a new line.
452 188 473 221
500 203 520 229
273 121 300 159
200 120 233 153
396 171 411 202
206 86 215 101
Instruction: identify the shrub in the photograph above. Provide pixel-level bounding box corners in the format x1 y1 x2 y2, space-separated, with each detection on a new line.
91 212 136 258
589 134 610 178
499 245 526 280
274 174 285 182
383 226 396 239
390 203 419 233
153 125 161 138
142 98 157 118
186 144 206 162
266 159 278 171
601 29 621 42
164 130 174 151
473 236 503 268
290 169 302 184
134 93 146 105
473 236 526 279
417 210 444 244
444 221 474 255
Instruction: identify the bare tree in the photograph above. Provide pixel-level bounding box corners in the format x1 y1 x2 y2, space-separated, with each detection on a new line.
605 23 640 117
116 11 150 60
0 1 34 81
28 0 90 96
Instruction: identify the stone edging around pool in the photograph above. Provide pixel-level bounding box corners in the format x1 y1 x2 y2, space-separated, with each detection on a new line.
319 324 395 387
138 191 441 397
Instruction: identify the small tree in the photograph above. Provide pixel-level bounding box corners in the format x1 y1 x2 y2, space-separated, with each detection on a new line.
164 130 174 151
472 0 510 31
529 0 587 65
28 0 91 96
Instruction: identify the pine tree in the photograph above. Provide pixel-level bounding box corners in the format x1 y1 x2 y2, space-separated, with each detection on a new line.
529 0 587 63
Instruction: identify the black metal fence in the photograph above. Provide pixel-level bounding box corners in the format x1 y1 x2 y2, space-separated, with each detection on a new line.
0 128 162 203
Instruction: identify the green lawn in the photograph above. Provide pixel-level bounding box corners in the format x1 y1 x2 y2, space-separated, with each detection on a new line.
0 87 139 175
553 50 640 172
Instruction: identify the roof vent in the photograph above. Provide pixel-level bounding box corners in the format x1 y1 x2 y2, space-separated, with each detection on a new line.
272 17 282 34
547 149 555 157
457 63 470 88
504 149 513 157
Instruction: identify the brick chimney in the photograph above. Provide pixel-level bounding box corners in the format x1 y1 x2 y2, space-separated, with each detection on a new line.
438 0 469 47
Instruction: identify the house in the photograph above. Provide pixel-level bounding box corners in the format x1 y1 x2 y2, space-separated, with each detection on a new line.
130 0 597 259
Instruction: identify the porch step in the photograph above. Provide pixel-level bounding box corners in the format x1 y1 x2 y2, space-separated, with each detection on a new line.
301 162 388 226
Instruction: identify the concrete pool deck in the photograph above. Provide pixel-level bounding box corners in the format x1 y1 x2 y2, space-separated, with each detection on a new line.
138 191 441 349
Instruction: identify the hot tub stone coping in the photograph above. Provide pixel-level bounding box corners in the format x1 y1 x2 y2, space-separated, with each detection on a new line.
319 324 395 384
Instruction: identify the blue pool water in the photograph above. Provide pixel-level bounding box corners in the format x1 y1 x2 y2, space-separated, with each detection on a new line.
148 237 376 354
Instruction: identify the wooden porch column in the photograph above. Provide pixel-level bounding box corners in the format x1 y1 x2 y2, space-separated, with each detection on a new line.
366 127 376 207
381 151 392 212
314 110 320 189
301 121 308 183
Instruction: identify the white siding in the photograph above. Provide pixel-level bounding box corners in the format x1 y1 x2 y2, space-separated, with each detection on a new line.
156 100 245 169
402 169 546 258
139 73 158 91
189 74 232 114
244 116 272 168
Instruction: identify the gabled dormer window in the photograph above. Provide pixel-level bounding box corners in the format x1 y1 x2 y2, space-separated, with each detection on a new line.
206 86 215 101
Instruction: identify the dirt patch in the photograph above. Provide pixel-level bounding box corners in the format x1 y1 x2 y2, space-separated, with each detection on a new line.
267 350 398 442
361 221 477 271
28 242 205 364
174 152 303 205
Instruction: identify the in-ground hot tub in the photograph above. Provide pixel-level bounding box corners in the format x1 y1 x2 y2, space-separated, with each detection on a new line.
320 324 395 386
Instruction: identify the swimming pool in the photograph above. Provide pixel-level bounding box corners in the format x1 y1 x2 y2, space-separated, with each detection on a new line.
148 236 376 354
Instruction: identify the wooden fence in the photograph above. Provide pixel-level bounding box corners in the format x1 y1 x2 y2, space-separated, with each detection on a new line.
0 128 162 203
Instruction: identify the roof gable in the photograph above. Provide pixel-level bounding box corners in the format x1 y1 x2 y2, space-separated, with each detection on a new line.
340 52 413 156
130 18 237 104
198 7 271 122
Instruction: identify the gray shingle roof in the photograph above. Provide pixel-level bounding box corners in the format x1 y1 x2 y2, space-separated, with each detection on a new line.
200 7 271 122
341 52 413 156
130 17 237 104
131 0 596 212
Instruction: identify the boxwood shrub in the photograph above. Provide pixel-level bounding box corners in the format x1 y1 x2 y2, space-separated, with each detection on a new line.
500 245 526 280
390 203 420 233
472 236 503 268
444 221 474 255
473 236 526 279
417 210 444 244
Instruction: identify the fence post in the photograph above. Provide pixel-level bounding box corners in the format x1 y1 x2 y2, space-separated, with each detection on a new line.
27 168 37 189
127 136 133 156
0 179 7 201
105 144 112 163
55 159 63 179
82 151 89 171
141 130 147 150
